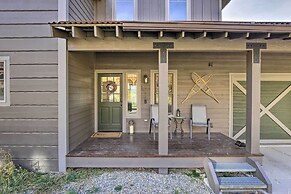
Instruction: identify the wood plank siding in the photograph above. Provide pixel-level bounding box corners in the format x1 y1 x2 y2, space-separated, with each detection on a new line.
68 52 95 151
94 52 291 135
69 0 95 21
0 0 58 172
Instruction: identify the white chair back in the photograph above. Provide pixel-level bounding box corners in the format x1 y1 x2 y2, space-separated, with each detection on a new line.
191 104 207 124
150 104 159 123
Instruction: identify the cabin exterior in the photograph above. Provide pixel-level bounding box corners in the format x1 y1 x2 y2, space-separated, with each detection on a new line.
0 0 291 173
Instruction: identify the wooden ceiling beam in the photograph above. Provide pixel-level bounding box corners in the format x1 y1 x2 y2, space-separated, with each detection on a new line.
51 27 69 39
115 26 123 39
247 32 270 40
286 33 291 40
266 33 291 40
158 31 163 39
176 31 185 39
137 31 142 39
193 31 207 39
94 26 104 39
211 32 228 39
228 32 248 39
72 26 86 38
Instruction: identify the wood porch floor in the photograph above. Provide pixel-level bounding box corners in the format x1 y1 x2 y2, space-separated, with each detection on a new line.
67 133 261 158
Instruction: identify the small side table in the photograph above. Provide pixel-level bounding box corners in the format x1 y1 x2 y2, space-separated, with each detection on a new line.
172 116 186 134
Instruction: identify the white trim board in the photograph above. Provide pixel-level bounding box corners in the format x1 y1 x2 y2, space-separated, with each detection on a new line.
229 73 291 144
94 69 141 133
150 70 178 115
58 0 69 172
0 56 10 107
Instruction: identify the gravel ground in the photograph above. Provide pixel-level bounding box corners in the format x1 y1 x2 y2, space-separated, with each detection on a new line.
56 170 214 194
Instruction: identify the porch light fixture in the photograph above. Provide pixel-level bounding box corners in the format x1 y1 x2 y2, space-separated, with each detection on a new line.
143 75 149 84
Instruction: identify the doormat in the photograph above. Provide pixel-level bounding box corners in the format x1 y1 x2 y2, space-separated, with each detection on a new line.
91 132 122 138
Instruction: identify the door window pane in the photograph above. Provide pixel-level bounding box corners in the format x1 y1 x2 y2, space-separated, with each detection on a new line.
116 0 134 21
0 62 4 101
101 76 121 103
127 73 138 114
154 73 174 114
169 0 187 21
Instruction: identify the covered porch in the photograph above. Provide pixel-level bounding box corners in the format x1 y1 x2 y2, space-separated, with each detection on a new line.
66 133 262 168
50 21 291 171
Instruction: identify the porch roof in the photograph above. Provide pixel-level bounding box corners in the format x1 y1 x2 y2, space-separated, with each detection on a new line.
50 21 291 40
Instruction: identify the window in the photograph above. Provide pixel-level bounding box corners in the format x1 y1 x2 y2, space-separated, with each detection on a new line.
100 75 121 103
151 70 177 115
0 56 10 106
126 71 141 118
169 0 187 21
115 0 135 21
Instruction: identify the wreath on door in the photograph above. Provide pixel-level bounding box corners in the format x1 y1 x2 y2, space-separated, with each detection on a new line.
104 81 117 94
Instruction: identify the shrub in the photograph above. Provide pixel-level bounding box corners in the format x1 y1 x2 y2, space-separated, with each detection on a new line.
0 149 103 193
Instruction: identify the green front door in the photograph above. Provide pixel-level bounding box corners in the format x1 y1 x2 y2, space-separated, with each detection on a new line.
98 73 122 132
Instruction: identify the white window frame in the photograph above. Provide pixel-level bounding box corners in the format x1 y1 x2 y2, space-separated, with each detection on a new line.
94 69 141 133
229 73 291 144
125 71 141 118
0 56 10 106
166 0 191 21
113 0 138 21
150 70 177 115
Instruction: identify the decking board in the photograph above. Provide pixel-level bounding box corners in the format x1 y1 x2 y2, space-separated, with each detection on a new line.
67 133 260 158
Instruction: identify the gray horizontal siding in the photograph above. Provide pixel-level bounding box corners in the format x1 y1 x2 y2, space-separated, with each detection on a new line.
11 79 58 92
0 0 58 10
0 25 52 38
69 52 94 151
0 146 58 159
14 159 58 172
69 0 94 21
0 119 58 133
0 51 57 65
0 134 57 146
11 65 58 78
0 0 58 171
0 39 57 51
94 52 291 136
11 92 58 105
0 107 58 119
0 11 57 24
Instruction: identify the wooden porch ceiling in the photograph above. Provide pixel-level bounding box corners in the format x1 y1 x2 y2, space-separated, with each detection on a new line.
50 21 291 40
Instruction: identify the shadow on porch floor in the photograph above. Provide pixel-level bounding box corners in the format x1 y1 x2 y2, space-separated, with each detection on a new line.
67 133 262 158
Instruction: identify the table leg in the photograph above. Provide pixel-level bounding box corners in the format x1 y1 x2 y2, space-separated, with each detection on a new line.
174 119 178 134
180 119 184 134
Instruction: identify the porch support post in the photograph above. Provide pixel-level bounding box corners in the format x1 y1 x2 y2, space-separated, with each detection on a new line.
245 43 267 154
58 0 69 172
153 42 174 156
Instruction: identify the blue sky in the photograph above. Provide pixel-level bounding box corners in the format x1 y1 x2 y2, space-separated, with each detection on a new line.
223 0 291 22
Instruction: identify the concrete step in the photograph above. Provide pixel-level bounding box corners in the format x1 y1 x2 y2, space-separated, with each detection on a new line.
218 177 267 190
213 162 256 173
